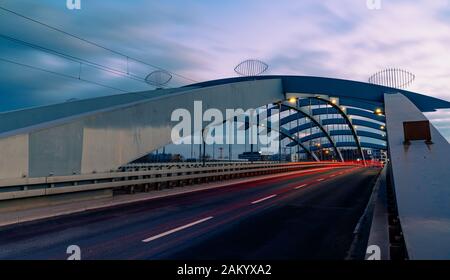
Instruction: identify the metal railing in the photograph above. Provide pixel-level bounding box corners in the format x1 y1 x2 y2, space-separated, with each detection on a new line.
119 161 277 171
0 162 359 201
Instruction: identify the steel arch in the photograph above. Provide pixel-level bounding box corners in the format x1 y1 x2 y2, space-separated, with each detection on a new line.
280 102 344 162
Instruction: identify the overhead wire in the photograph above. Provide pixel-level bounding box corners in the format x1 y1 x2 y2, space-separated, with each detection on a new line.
0 6 199 84
0 34 151 86
0 57 128 92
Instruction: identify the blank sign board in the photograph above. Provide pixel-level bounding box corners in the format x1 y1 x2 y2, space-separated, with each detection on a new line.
403 120 431 143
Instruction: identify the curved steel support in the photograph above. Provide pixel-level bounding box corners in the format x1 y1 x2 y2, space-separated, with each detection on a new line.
212 117 319 162
278 127 319 162
311 97 366 164
295 141 387 151
280 103 344 162
285 130 387 146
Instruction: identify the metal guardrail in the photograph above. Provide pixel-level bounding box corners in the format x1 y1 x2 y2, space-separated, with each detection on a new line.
0 162 358 201
119 161 278 171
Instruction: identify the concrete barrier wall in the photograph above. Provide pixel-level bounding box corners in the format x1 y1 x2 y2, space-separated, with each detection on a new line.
0 79 284 179
384 93 450 259
0 134 28 179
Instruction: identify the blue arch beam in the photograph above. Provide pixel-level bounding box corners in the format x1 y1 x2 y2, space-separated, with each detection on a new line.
296 142 387 152
286 130 386 147
190 75 450 112
238 116 319 161
278 127 319 161
322 118 385 131
311 107 386 123
311 96 366 164
280 103 344 162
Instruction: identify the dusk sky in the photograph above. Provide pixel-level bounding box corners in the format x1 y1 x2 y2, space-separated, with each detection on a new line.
1 0 450 141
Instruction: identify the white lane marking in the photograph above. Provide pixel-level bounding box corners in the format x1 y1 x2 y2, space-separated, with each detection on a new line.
294 184 308 190
251 194 277 204
317 178 325 182
142 216 213 243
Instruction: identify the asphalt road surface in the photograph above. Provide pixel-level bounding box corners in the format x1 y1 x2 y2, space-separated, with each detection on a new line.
0 166 379 260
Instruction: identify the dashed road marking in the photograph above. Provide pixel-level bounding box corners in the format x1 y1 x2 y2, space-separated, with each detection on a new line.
142 216 213 243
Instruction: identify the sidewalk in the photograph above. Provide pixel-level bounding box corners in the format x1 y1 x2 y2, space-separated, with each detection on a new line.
0 167 332 228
